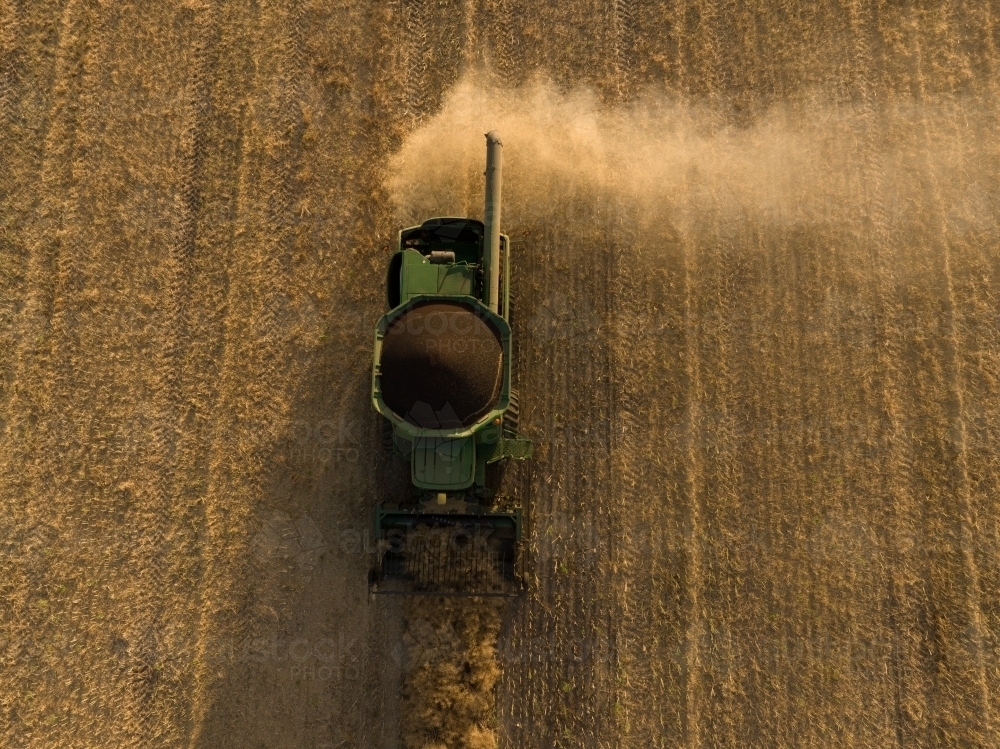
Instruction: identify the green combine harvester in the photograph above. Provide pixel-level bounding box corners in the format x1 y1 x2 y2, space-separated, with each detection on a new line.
369 132 532 596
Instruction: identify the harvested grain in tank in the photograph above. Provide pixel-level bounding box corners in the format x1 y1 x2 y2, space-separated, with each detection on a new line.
380 301 504 428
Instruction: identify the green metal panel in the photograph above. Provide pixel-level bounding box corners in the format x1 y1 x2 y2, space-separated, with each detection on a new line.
411 436 476 489
401 251 439 301
400 248 476 301
438 264 475 296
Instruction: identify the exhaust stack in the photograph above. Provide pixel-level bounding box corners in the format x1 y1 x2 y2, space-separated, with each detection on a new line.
483 131 503 313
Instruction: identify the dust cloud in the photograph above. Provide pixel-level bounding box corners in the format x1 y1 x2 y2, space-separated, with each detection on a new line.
389 73 998 242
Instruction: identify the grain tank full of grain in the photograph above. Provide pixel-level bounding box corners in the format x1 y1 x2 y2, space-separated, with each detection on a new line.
370 132 532 596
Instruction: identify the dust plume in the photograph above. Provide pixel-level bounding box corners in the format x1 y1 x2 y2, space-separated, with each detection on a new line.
388 73 998 242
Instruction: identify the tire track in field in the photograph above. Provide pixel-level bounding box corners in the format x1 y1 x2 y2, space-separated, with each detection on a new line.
0 0 26 424
0 0 70 427
843 3 920 745
32 0 99 636
949 0 1000 725
9 0 90 423
902 10 992 741
51 4 149 742
0 0 21 159
489 0 523 88
6 3 101 745
43 3 211 743
401 0 430 121
187 1 308 742
165 4 241 743
0 3 94 745
609 0 637 99
120 5 216 747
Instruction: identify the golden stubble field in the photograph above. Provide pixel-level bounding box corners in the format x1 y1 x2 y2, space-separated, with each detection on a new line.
2 1 1000 748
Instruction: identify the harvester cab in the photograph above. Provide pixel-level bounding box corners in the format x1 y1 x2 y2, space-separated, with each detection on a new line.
369 132 532 596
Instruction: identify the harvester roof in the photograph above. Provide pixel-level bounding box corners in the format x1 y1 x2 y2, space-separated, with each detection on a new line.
401 218 484 264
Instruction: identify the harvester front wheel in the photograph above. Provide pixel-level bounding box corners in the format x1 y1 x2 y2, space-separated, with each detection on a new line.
503 389 520 437
380 417 395 455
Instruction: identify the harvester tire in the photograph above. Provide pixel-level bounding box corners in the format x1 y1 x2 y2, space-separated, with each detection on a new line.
380 417 395 455
503 389 520 436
